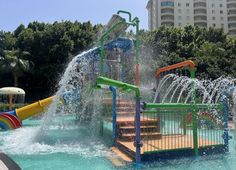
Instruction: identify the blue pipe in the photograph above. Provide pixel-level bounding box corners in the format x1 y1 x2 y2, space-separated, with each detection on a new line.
6 110 17 117
134 97 142 164
222 95 229 152
109 86 117 146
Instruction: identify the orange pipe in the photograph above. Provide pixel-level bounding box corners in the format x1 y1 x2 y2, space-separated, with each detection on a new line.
156 60 196 77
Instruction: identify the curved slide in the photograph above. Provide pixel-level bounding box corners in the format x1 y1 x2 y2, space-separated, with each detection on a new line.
0 96 53 130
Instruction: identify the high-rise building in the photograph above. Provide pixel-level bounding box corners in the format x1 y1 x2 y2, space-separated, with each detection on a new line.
146 0 236 36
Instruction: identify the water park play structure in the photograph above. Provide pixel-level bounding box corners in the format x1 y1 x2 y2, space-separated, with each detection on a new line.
0 10 233 167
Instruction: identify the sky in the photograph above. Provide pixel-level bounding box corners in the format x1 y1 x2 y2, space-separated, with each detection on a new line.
0 0 148 32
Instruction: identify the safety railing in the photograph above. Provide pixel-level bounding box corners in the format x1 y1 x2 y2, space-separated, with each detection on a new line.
141 103 226 156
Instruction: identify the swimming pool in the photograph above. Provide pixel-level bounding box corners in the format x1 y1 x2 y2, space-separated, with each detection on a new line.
0 117 236 170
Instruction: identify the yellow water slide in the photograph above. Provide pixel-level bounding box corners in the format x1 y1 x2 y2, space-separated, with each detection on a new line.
15 96 54 121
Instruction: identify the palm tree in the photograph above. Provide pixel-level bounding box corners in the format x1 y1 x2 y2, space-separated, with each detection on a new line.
0 49 33 87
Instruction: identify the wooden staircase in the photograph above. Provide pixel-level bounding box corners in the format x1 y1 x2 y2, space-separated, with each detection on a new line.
102 98 161 161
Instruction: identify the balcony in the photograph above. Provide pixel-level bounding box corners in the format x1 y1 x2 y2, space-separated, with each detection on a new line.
194 9 207 14
194 22 207 27
194 13 207 17
161 6 174 10
194 15 207 21
228 11 236 17
228 16 236 21
228 30 236 36
161 14 174 21
228 27 236 32
161 8 174 15
161 13 174 18
228 20 236 24
227 3 236 9
194 2 206 8
161 20 174 27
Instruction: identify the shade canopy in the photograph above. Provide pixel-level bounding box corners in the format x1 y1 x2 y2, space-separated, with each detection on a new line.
0 87 25 95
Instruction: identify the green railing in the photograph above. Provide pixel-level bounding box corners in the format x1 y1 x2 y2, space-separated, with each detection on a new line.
141 103 225 155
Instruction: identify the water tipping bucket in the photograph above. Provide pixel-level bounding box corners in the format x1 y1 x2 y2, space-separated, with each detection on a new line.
103 14 128 40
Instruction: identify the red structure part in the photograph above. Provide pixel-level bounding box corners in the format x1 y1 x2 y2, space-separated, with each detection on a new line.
1 113 22 129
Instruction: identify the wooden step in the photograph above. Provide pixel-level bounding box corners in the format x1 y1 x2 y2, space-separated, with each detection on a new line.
110 147 133 163
117 118 159 126
119 125 158 133
116 111 135 115
119 132 162 141
116 107 135 112
115 141 136 159
102 99 135 107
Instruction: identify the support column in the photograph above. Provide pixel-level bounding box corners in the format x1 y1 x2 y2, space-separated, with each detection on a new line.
222 95 229 152
190 69 198 156
109 86 117 146
134 97 142 164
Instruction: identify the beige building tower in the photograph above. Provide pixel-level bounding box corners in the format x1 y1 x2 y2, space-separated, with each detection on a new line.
147 0 236 36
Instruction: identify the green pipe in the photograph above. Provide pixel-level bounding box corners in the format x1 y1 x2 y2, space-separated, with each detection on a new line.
117 10 132 22
96 76 140 97
143 103 223 110
183 113 187 135
190 69 198 156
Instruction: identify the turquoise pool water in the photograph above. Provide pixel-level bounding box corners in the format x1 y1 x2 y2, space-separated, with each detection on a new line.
1 117 236 170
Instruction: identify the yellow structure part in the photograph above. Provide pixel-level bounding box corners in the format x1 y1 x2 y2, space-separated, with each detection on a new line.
15 96 54 121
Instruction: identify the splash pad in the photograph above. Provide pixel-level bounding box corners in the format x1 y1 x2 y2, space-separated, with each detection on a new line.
0 10 235 169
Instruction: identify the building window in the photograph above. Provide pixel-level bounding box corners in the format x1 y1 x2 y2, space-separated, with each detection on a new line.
221 24 224 28
186 3 189 7
161 1 174 7
178 16 182 20
178 3 181 7
178 9 182 13
220 10 223 14
212 10 215 14
221 17 224 20
212 17 216 20
220 4 223 8
212 4 215 7
187 16 190 20
213 23 216 27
